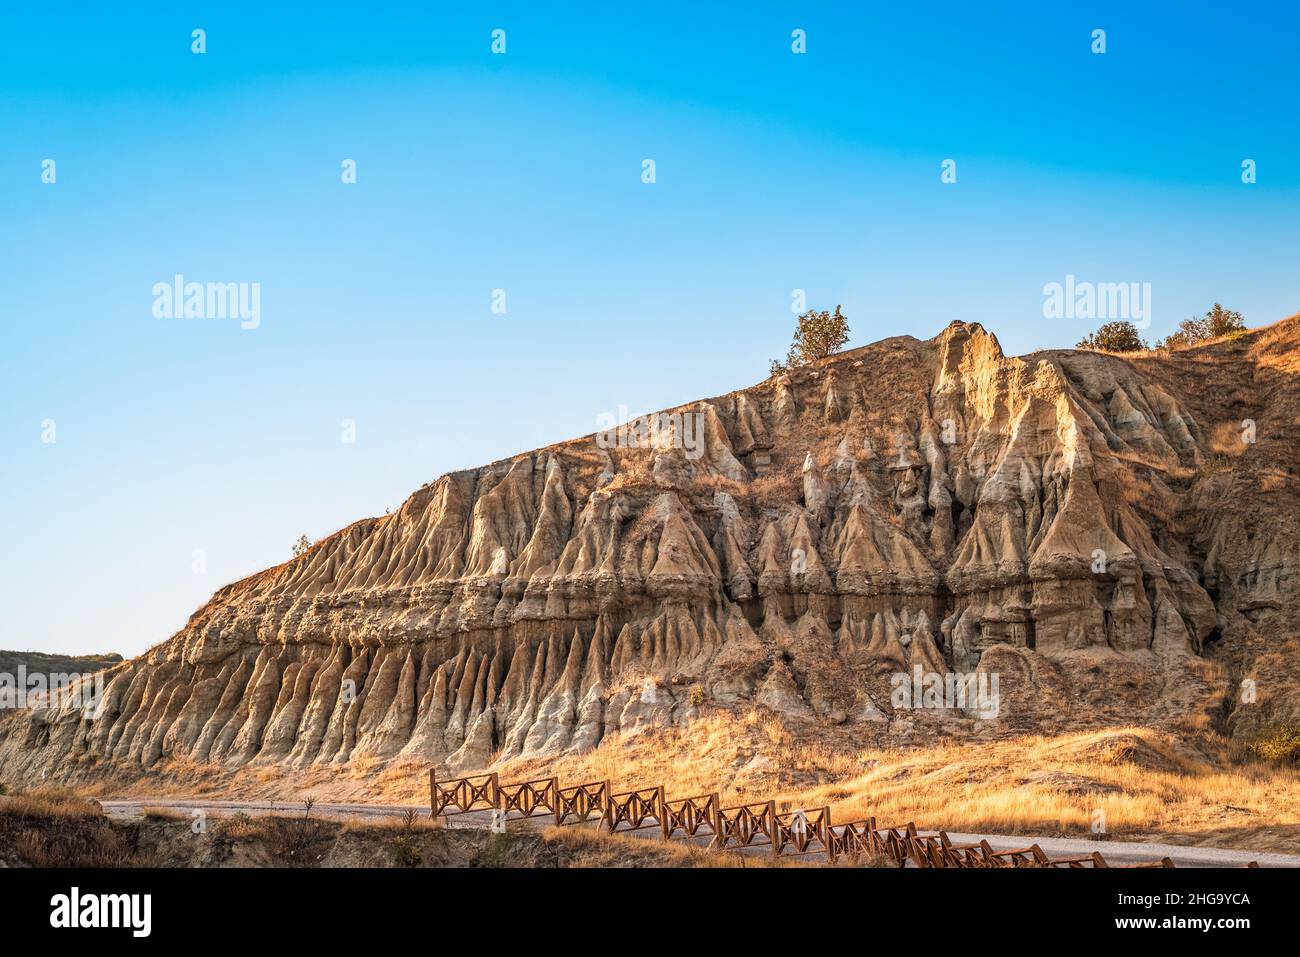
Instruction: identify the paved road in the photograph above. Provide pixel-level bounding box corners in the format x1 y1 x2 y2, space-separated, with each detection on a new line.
99 798 1300 868
939 831 1298 869
101 798 430 824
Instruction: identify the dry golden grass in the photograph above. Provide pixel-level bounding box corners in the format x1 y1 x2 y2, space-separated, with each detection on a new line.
0 788 103 821
0 787 162 867
1108 460 1178 526
213 812 262 841
339 810 441 835
1248 312 1300 373
1207 420 1251 458
787 730 1300 848
498 712 1300 852
540 824 802 868
500 709 783 804
1259 468 1289 492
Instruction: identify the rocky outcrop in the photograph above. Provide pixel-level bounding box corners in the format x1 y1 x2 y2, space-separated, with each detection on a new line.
6 318 1300 784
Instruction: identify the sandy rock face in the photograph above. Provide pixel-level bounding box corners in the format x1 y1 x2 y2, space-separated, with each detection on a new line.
6 318 1300 782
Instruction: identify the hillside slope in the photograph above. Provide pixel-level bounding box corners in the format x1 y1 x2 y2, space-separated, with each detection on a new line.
4 318 1298 788
0 651 122 677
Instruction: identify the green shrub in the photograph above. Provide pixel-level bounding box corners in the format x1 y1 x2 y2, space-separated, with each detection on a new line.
1076 321 1147 352
770 305 850 375
1157 303 1246 349
389 834 422 867
1249 724 1300 765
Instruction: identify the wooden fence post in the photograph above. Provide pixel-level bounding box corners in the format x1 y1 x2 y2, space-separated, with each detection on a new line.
824 807 836 865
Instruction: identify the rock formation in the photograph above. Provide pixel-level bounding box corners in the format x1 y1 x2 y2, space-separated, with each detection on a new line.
5 318 1299 784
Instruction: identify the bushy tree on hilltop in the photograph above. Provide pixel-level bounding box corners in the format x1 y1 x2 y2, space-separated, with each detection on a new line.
1157 303 1246 349
1075 320 1147 353
770 305 850 376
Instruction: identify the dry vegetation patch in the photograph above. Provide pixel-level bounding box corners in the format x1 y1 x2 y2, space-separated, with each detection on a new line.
0 788 159 867
499 715 1300 852
540 824 803 868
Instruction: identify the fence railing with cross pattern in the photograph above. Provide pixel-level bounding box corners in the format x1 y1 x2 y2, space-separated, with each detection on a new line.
428 769 1255 868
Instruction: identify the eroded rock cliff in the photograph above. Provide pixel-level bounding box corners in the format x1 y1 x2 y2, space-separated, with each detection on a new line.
5 319 1299 784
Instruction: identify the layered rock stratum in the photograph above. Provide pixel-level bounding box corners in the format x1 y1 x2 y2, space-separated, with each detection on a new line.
4 318 1299 786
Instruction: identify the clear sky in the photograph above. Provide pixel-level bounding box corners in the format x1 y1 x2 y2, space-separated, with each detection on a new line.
3 2 1298 657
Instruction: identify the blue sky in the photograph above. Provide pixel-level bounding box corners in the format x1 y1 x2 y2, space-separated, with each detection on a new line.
2 2 1298 656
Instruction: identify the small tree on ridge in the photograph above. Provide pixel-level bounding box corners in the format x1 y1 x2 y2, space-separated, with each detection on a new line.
1157 303 1246 349
770 305 850 375
1076 320 1147 353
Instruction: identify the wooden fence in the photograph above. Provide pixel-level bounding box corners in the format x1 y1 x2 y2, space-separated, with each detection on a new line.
429 770 1254 868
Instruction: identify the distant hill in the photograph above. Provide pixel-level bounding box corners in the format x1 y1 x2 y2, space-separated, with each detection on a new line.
0 650 123 676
